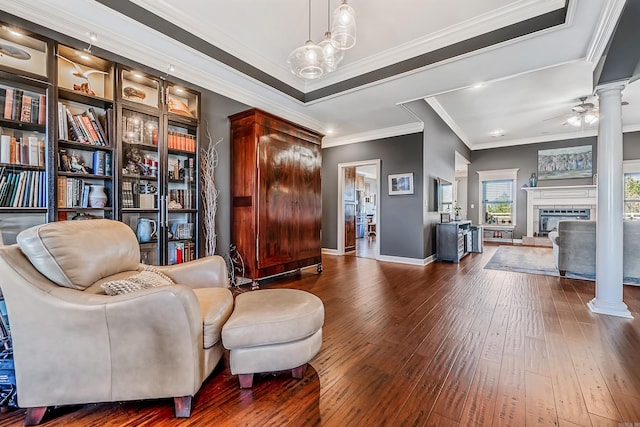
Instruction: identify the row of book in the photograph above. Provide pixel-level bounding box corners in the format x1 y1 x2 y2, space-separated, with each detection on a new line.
0 87 46 126
0 134 45 167
57 103 112 146
0 169 47 208
57 177 108 209
167 131 196 152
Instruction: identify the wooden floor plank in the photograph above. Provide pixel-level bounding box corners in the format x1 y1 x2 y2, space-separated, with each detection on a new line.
525 371 559 426
2 249 640 426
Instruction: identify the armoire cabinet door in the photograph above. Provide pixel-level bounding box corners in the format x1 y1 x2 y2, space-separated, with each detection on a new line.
257 132 295 268
295 140 322 260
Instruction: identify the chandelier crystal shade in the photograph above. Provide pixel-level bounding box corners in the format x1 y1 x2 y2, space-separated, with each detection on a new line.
288 0 356 80
288 0 324 79
330 0 356 50
288 40 324 79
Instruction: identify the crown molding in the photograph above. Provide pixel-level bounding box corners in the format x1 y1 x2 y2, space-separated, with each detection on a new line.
321 122 424 148
0 0 324 133
129 0 304 91
423 97 471 148
585 0 627 66
306 0 566 91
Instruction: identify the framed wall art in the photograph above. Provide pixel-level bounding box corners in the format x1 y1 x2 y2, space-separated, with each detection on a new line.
537 145 592 180
388 172 414 195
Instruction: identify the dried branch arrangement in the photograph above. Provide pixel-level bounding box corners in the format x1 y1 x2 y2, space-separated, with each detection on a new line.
200 123 221 256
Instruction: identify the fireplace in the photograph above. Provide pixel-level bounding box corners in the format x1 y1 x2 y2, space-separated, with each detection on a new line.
524 185 597 238
538 208 590 236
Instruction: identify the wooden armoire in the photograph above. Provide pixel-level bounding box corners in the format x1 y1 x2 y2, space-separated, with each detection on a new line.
229 109 323 282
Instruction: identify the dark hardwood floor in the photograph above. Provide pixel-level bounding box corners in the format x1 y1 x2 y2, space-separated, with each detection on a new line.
3 245 640 426
354 235 377 259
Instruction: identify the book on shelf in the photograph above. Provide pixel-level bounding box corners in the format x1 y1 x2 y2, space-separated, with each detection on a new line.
0 135 9 164
11 89 23 122
79 115 101 145
3 89 13 120
38 95 46 125
87 108 108 145
19 94 32 123
19 138 28 165
0 88 5 117
104 151 112 176
81 184 90 208
92 150 105 175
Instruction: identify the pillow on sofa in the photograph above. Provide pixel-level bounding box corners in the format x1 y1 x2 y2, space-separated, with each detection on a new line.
101 266 174 296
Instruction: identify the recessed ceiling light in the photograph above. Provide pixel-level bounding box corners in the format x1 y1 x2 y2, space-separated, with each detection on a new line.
174 87 184 93
325 129 335 135
133 73 143 79
490 129 504 137
472 82 485 89
79 53 91 61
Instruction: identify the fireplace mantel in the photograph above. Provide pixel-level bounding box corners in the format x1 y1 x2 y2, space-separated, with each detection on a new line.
523 185 597 237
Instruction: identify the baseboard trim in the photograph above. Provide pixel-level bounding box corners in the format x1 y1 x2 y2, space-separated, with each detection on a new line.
322 248 340 255
378 254 436 266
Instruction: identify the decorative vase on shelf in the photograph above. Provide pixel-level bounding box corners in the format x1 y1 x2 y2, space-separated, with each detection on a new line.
529 172 537 188
88 185 108 208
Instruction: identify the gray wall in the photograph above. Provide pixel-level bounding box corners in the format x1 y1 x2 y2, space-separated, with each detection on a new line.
199 91 249 255
468 131 640 239
404 100 471 257
321 133 424 259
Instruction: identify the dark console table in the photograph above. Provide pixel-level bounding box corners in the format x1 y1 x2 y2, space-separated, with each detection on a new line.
436 220 472 263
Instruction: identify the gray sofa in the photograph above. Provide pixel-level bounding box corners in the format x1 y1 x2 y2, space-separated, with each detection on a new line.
548 220 640 283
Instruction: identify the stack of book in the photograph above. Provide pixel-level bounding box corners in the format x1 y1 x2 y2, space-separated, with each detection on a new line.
0 87 46 126
57 103 111 146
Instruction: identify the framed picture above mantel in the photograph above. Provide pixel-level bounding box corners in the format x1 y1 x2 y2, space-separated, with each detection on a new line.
537 145 593 180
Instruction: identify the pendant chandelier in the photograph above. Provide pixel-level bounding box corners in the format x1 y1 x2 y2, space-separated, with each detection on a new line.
288 0 356 80
331 0 356 50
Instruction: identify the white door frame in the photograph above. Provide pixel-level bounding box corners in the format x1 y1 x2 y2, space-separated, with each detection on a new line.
337 159 381 258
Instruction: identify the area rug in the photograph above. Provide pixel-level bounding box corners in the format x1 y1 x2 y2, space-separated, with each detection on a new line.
485 246 640 285
484 246 559 277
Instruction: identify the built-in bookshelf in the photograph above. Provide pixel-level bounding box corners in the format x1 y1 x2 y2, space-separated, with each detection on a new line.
117 67 200 265
55 44 115 221
0 20 201 263
0 23 53 243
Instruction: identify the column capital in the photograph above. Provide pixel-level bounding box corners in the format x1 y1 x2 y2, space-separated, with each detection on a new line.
596 80 628 95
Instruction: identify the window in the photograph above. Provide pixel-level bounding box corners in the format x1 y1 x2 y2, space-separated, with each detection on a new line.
477 169 518 226
624 160 640 220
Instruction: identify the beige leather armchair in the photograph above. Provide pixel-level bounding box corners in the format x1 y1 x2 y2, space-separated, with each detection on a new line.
0 219 233 425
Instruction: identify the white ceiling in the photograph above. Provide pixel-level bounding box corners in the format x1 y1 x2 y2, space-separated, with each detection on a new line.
2 0 637 150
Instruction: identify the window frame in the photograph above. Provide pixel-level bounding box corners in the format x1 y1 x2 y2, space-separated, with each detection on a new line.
477 168 519 227
623 159 640 220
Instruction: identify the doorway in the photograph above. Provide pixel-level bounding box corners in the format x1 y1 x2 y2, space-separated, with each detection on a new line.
337 160 381 259
454 151 470 220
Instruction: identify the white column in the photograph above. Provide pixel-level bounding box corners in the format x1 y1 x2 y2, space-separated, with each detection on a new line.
587 83 632 318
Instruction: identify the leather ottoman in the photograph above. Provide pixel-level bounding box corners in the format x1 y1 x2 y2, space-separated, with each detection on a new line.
221 289 324 388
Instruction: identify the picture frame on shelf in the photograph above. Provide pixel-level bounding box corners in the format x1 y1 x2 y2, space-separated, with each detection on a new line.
388 172 414 195
440 212 451 223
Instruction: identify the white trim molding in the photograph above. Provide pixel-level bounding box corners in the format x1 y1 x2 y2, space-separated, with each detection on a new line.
322 248 340 256
322 122 424 148
378 254 436 266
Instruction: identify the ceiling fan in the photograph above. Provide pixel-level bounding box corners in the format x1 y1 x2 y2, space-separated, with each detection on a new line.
565 97 598 127
547 96 629 128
